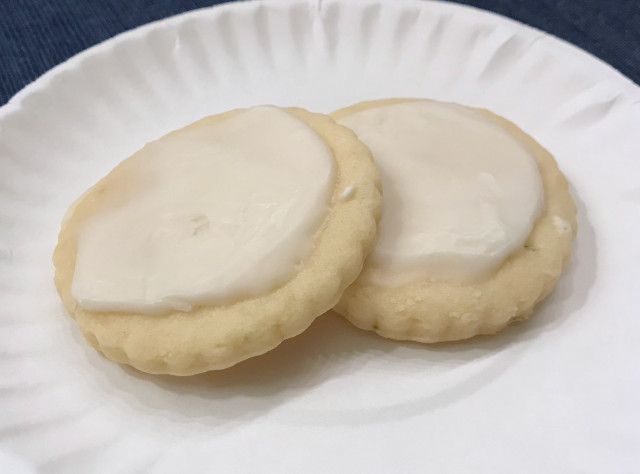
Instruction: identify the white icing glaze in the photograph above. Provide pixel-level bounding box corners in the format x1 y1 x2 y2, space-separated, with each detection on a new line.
71 106 334 313
338 100 543 285
341 185 356 201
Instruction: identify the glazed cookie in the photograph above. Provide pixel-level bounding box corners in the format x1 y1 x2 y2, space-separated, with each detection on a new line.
332 98 576 343
54 106 381 375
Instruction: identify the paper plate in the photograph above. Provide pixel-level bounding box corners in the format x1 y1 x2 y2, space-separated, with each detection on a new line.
1 0 639 472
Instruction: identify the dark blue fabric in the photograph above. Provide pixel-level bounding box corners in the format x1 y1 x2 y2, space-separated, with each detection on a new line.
1 0 638 105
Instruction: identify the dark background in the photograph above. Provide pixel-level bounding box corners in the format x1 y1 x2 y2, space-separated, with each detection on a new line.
1 0 639 104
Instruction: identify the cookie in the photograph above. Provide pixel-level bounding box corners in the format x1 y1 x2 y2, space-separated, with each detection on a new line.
53 106 382 375
332 98 576 342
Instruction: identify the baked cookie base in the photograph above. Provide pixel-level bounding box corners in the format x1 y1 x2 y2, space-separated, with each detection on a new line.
332 99 577 343
53 107 382 375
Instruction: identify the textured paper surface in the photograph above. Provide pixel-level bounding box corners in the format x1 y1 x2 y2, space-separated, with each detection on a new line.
1 0 639 472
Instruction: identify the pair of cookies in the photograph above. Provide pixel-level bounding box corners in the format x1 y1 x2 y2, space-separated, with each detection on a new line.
53 99 576 375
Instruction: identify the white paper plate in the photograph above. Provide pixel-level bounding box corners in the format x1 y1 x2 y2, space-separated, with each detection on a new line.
1 0 639 472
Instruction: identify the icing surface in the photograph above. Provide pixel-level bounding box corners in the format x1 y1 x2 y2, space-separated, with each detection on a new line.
338 100 543 285
71 106 335 312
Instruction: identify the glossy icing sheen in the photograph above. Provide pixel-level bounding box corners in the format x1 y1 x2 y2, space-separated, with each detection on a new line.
71 106 334 313
338 100 543 285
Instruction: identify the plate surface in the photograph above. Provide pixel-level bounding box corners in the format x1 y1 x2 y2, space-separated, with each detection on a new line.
1 1 639 472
